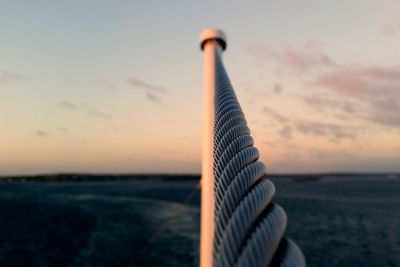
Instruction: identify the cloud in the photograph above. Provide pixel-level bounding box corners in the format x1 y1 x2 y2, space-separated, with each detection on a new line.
59 101 114 121
59 101 78 110
381 0 400 36
98 78 116 90
279 125 292 139
262 105 355 141
273 83 283 95
311 65 400 127
145 91 162 103
262 107 289 123
368 97 400 127
59 126 68 134
313 66 400 96
382 17 400 36
127 78 167 103
313 71 366 96
128 78 167 93
86 110 112 120
308 148 356 161
240 81 255 91
0 69 28 83
36 130 48 137
296 121 355 140
247 42 400 129
245 43 333 72
302 95 355 115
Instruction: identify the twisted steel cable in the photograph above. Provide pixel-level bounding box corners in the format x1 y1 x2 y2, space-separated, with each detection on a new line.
212 51 306 267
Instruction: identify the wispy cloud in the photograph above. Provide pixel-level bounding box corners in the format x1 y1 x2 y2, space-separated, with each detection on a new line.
262 107 289 123
311 65 400 128
278 125 292 139
59 101 78 110
303 95 356 115
127 78 167 103
86 110 112 120
240 81 255 91
367 97 400 127
128 78 167 93
382 16 400 36
273 83 283 95
313 66 400 96
145 91 162 103
97 78 116 90
0 69 28 83
59 126 68 134
245 43 333 72
36 130 48 137
381 0 400 36
59 101 114 121
296 121 355 140
262 106 356 141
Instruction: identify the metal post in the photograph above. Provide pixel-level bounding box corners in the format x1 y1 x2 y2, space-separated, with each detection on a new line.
199 28 227 267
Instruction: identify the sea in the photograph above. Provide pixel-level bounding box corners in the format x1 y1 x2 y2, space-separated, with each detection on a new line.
0 174 399 267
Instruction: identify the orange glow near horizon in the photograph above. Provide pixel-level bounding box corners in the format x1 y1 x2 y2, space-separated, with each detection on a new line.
1 1 400 175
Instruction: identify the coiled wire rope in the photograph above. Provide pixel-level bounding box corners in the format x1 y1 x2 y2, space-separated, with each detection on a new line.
212 51 306 267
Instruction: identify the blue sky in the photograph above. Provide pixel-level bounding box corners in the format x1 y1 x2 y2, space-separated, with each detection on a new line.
1 1 400 174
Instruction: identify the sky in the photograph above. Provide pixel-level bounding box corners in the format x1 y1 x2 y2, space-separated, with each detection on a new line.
1 0 400 175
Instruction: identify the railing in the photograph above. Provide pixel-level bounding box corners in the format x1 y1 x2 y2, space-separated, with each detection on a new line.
199 29 306 267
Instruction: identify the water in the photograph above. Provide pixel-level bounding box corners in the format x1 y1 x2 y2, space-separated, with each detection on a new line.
0 175 399 266
273 176 400 267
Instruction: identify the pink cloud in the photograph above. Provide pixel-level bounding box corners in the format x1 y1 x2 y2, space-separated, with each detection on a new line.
313 70 367 96
311 65 400 128
245 43 333 72
296 121 355 140
313 66 400 96
303 95 356 114
381 1 400 36
368 97 400 127
263 107 289 123
261 106 357 140
273 83 283 95
382 20 400 36
278 125 292 139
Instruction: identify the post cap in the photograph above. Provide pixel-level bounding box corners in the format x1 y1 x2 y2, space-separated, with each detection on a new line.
199 28 227 51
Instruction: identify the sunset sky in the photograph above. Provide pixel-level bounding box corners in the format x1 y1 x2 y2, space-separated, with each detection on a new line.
1 1 400 175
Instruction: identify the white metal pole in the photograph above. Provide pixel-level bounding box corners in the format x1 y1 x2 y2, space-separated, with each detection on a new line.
199 28 227 267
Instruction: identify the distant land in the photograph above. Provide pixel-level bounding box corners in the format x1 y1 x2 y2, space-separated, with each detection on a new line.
0 173 398 182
